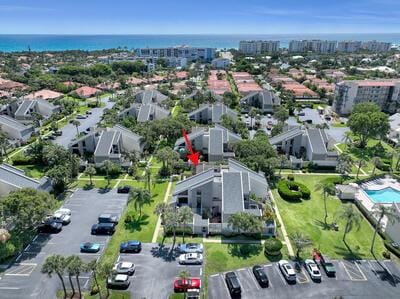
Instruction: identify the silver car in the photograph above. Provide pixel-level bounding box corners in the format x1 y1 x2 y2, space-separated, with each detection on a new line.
113 262 135 275
178 253 203 265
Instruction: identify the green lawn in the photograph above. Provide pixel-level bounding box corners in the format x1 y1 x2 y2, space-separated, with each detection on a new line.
273 175 386 260
205 243 288 275
75 179 118 189
100 181 169 266
15 164 46 179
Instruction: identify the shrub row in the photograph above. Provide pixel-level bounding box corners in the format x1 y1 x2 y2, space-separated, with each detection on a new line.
277 179 310 201
264 238 283 256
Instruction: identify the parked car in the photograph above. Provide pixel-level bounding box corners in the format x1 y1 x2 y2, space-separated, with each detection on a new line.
178 253 203 265
113 262 135 275
312 249 335 276
98 213 119 224
120 240 142 253
186 289 200 299
178 243 203 254
53 130 62 136
48 211 71 225
107 274 130 289
252 265 269 287
76 114 86 119
305 259 322 281
80 242 100 253
86 111 92 115
174 278 201 292
278 260 296 282
117 186 130 193
48 135 56 140
91 223 116 235
225 272 241 296
55 208 71 216
37 221 62 234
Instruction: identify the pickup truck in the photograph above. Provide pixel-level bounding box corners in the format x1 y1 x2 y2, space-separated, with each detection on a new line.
313 249 336 277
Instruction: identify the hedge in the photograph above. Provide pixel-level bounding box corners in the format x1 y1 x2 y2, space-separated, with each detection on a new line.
277 179 311 201
264 238 283 256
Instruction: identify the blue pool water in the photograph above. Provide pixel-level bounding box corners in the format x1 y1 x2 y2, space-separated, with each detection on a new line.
364 187 400 203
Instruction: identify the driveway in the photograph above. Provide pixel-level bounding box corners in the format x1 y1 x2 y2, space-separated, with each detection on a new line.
120 243 203 299
54 97 114 148
0 188 128 299
208 259 400 299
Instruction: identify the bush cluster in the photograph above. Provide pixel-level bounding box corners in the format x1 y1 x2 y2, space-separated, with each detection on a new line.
277 179 311 201
264 238 283 256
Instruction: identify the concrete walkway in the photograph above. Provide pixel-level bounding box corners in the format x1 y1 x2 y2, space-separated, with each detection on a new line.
151 177 173 243
268 189 295 257
202 238 265 244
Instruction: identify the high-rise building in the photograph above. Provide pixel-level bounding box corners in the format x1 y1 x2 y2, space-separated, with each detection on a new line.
337 41 362 53
135 46 216 61
333 80 400 115
361 40 392 52
239 40 280 55
288 40 337 53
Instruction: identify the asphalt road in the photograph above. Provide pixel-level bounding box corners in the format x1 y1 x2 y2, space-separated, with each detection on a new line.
208 259 400 299
54 96 114 148
119 243 203 299
0 188 128 299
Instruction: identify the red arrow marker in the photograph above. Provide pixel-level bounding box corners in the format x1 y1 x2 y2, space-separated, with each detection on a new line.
182 129 199 166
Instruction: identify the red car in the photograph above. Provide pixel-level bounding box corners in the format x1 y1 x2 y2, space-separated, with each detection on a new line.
174 278 201 292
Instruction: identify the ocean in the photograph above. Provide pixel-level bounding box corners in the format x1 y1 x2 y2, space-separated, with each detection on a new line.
0 34 400 52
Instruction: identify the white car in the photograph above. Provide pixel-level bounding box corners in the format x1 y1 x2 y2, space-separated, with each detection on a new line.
113 262 135 275
56 208 72 216
278 260 296 282
52 212 71 225
304 259 321 280
179 253 203 265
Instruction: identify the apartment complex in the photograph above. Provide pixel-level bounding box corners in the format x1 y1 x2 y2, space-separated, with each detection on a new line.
333 80 400 115
289 40 337 53
239 40 280 55
135 46 216 62
337 41 362 53
362 40 392 52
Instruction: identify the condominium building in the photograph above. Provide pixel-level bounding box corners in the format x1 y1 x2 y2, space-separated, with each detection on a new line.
288 40 337 53
333 80 400 115
239 40 280 55
361 40 392 52
337 41 362 53
135 46 216 61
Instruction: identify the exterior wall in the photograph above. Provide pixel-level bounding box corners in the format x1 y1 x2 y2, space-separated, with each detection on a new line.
70 135 97 156
0 124 33 141
385 216 400 243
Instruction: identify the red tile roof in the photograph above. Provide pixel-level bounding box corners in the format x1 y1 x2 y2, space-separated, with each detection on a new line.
25 89 63 100
74 86 101 98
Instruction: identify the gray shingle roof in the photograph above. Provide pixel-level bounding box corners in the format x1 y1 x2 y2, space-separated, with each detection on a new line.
0 163 42 189
269 127 303 145
307 128 327 155
173 168 216 195
222 172 244 215
209 128 223 156
228 159 267 185
94 131 120 157
214 124 242 143
136 90 168 104
0 115 32 131
15 100 35 117
174 128 206 148
137 104 152 122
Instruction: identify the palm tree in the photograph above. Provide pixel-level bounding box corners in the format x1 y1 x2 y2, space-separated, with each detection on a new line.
0 130 10 160
371 157 381 176
66 256 76 297
342 131 353 146
178 206 193 243
67 256 84 298
99 261 114 299
71 120 81 137
337 204 362 243
144 166 151 192
290 232 312 260
102 160 114 186
370 205 400 254
336 153 353 175
86 260 101 299
356 156 366 179
179 270 190 298
128 187 152 218
315 182 335 227
41 255 67 299
154 202 169 245
84 165 96 186
278 154 287 175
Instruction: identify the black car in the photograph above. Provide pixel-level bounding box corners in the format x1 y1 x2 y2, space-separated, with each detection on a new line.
98 213 119 224
91 223 115 235
252 265 269 287
120 240 142 253
117 186 130 193
38 221 62 233
225 272 241 296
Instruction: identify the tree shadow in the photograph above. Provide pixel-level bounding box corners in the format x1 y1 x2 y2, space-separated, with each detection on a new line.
334 244 365 260
150 244 177 262
124 214 149 232
313 219 333 231
98 187 111 194
83 184 94 191
227 244 263 259
370 252 400 287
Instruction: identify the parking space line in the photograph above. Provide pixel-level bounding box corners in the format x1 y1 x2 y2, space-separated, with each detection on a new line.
354 262 367 281
341 261 367 281
275 265 287 285
247 268 260 290
219 274 231 298
0 287 21 290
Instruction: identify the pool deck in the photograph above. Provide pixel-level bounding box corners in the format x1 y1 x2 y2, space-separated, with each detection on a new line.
356 177 399 229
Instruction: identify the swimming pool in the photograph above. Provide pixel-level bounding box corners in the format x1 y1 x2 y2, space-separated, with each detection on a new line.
364 187 400 203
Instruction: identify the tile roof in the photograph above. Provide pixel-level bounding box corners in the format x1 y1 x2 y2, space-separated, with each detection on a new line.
25 89 63 100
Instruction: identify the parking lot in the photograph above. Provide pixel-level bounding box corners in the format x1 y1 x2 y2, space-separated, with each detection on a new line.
118 243 203 299
209 259 400 299
0 188 128 299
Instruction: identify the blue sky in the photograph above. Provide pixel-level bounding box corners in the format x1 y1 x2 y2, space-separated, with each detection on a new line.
1 0 400 34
